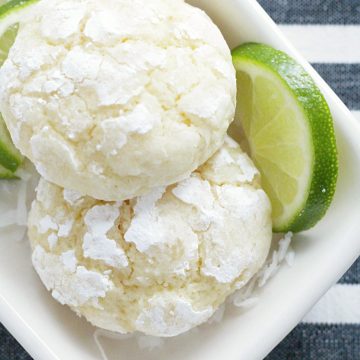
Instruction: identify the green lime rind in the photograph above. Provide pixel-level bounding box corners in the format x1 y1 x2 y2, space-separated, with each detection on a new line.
0 113 23 171
0 162 18 179
0 22 18 66
0 0 38 20
0 0 38 178
232 42 338 233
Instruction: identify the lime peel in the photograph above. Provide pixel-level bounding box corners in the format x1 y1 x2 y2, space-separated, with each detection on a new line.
0 0 38 20
0 0 38 177
232 43 338 232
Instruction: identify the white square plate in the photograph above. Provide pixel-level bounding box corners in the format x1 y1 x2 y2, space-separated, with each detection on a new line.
1 1 360 359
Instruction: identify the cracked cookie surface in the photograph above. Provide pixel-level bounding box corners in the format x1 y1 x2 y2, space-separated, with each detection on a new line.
28 138 272 337
0 0 236 201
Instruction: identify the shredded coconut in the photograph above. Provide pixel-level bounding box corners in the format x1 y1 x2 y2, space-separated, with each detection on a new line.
257 232 294 287
285 249 296 266
230 232 295 310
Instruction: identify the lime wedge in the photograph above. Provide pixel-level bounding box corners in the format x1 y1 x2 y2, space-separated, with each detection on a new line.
0 0 38 178
0 162 17 179
0 113 22 171
231 43 338 232
0 21 17 66
0 0 37 18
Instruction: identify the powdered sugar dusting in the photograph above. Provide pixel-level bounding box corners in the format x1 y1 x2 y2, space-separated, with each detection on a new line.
172 175 213 213
38 215 58 234
135 294 214 337
100 104 161 153
124 187 166 252
32 245 113 307
62 47 102 82
58 219 74 237
258 232 294 287
84 9 126 44
61 249 77 272
83 204 128 269
40 1 87 42
47 233 58 249
0 0 235 202
211 147 259 183
63 188 83 205
92 232 294 353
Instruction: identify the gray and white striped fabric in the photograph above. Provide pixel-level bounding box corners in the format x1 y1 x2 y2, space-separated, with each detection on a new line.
0 1 359 359
260 1 360 359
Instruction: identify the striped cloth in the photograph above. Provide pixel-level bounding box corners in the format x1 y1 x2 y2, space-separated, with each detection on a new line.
0 1 360 359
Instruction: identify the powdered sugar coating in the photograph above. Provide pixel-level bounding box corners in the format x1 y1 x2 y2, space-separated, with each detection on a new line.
32 246 113 307
1 0 236 201
28 139 272 336
135 294 214 337
83 204 128 269
63 188 83 205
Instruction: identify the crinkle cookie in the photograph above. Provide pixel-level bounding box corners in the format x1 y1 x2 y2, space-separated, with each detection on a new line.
28 138 272 337
0 0 236 201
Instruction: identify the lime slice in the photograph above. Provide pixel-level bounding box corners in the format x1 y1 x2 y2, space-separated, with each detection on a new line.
0 0 37 17
0 0 38 178
231 43 338 233
0 21 18 66
0 162 17 179
0 0 37 36
0 113 22 171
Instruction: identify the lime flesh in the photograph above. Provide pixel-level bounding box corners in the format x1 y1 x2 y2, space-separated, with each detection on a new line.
0 0 37 19
0 162 17 179
0 21 17 66
0 113 23 171
231 43 338 232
